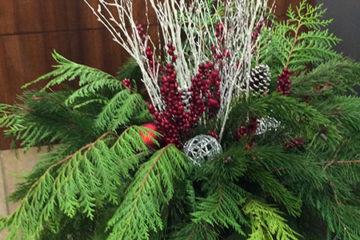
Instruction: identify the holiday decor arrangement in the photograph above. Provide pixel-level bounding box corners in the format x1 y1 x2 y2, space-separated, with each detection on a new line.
1 0 360 239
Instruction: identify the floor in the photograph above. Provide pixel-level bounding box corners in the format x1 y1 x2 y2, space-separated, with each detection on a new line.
0 147 45 239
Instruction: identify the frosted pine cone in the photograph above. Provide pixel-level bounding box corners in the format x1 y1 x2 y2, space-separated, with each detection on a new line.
241 65 271 95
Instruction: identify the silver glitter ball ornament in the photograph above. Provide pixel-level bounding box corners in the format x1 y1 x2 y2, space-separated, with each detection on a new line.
256 117 281 135
183 135 222 166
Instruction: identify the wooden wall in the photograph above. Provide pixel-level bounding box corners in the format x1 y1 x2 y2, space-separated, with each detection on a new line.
0 0 158 149
0 0 313 150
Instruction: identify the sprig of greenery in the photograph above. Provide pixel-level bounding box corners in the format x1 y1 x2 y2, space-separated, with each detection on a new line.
259 0 341 74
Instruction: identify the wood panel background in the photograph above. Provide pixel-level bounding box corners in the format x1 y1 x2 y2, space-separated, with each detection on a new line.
0 0 313 150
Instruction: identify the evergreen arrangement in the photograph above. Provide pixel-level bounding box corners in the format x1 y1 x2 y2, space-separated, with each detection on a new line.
1 0 360 239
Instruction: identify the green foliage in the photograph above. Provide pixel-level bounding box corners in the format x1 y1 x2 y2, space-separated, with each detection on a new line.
246 166 302 217
0 90 97 150
243 200 300 240
0 126 154 239
0 52 152 151
292 58 360 96
23 51 126 109
95 89 151 131
1 1 360 240
259 0 341 74
226 93 341 149
116 58 142 90
192 183 247 236
106 145 188 240
170 222 219 240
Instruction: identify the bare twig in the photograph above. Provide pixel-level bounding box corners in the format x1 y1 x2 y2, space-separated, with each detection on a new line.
82 0 270 141
330 160 360 165
323 144 344 171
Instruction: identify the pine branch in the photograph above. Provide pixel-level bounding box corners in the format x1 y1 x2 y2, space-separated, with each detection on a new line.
331 160 360 165
324 143 344 171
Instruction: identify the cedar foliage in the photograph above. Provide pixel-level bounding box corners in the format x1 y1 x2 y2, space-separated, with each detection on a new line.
258 1 341 75
1 1 360 240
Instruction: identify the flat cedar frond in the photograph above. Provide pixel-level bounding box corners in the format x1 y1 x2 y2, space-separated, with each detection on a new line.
95 89 151 131
191 183 247 236
22 51 125 107
243 200 300 240
23 51 121 90
259 0 341 74
0 90 97 150
106 145 188 240
169 222 219 240
0 126 152 239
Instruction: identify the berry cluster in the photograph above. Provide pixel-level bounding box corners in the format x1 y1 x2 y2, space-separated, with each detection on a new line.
212 22 230 61
276 68 292 95
136 24 147 42
216 22 225 45
166 43 178 63
211 46 230 61
137 22 224 147
236 118 258 139
316 81 331 90
252 20 265 53
148 45 187 146
137 24 161 75
207 131 219 140
190 62 221 119
121 78 132 90
145 46 161 75
252 20 265 44
148 45 222 147
285 137 304 149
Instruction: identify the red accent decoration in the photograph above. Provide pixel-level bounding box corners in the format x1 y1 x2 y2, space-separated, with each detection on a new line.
208 131 219 140
236 118 258 139
122 78 132 90
285 137 304 149
146 43 222 147
251 20 265 53
139 123 158 146
276 68 292 95
315 81 331 91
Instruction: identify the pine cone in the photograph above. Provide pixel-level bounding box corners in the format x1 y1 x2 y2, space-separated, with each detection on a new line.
241 65 271 95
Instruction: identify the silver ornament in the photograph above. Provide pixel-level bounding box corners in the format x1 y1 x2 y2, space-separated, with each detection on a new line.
183 135 222 166
256 117 281 135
